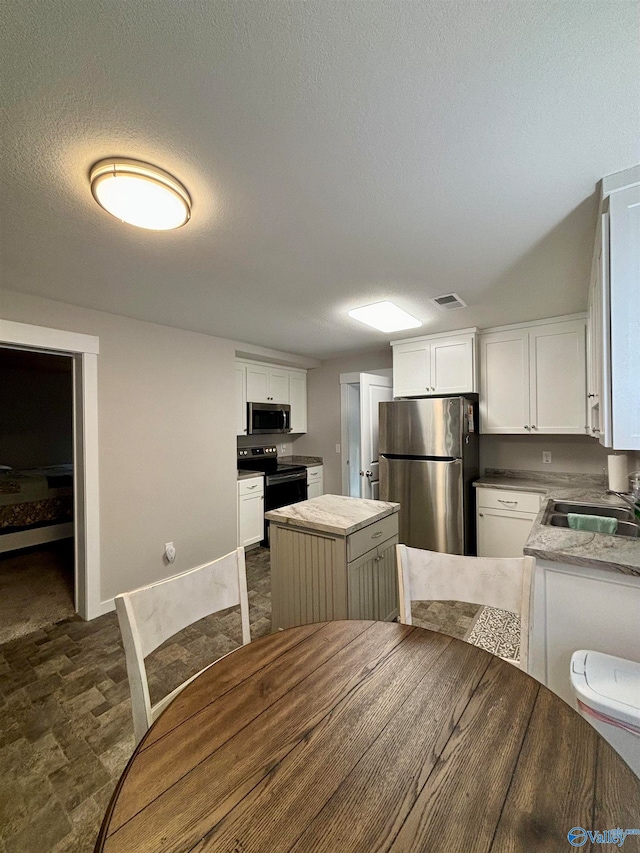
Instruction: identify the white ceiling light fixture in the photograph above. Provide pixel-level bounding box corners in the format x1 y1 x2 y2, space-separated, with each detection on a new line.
348 301 422 333
89 158 191 230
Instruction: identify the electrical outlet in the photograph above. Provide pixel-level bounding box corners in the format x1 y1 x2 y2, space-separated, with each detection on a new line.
335 444 341 453
542 451 552 464
280 443 286 453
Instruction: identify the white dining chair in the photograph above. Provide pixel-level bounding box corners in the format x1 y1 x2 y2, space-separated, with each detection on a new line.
115 547 251 744
396 544 534 671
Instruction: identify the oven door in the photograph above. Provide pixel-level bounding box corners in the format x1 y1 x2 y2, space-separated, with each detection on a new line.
263 471 307 545
248 403 292 434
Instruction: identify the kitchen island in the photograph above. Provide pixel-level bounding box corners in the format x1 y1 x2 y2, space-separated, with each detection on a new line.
475 470 640 711
266 494 400 631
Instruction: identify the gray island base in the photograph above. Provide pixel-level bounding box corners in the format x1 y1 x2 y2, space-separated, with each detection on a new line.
265 494 400 631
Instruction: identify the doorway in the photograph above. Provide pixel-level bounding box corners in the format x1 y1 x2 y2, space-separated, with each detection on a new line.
0 319 101 620
340 371 393 499
0 348 75 640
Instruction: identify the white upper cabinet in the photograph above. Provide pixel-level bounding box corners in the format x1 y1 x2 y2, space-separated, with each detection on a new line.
392 331 477 397
246 364 290 404
609 182 640 450
392 341 430 396
237 359 307 434
430 335 476 395
480 329 529 434
529 321 586 434
586 167 640 449
289 371 307 433
480 317 587 435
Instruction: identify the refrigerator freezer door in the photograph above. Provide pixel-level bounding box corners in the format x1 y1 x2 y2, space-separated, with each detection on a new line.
379 398 464 458
379 456 464 553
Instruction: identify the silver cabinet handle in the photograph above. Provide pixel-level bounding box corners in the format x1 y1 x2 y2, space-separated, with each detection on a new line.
246 484 258 490
524 425 530 430
365 470 373 478
371 531 383 539
479 513 484 517
531 425 537 430
498 499 517 505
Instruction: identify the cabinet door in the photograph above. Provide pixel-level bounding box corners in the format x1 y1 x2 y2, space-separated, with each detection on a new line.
543 567 640 707
347 537 398 621
610 184 640 450
529 321 586 434
307 465 323 499
246 365 270 403
269 369 290 404
430 335 476 394
238 491 264 547
392 342 430 397
289 371 307 433
480 330 530 433
476 508 537 558
235 364 247 436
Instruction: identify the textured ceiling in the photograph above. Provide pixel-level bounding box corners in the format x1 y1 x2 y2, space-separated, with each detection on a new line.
1 1 638 357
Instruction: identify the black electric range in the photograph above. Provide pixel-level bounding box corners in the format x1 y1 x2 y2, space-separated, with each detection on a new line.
237 447 307 545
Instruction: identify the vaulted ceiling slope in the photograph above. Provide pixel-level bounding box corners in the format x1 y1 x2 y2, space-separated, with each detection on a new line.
1 1 638 357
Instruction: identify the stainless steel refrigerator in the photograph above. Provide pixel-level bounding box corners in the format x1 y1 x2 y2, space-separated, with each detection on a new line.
379 396 479 555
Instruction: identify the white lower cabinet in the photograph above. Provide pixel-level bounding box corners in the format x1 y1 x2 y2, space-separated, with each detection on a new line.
530 560 640 708
237 476 264 547
476 487 542 558
306 465 323 499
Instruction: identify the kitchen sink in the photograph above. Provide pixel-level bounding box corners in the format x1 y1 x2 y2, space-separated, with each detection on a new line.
542 500 639 537
546 513 640 537
549 501 634 520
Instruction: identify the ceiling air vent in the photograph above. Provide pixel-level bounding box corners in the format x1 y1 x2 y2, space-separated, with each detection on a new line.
429 293 467 311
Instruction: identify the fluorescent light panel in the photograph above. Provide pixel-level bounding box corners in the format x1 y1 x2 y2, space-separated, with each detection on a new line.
348 301 422 333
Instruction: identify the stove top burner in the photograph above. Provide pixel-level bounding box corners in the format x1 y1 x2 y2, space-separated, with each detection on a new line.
237 446 305 477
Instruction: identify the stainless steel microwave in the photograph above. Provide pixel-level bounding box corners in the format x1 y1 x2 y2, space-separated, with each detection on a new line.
247 402 292 434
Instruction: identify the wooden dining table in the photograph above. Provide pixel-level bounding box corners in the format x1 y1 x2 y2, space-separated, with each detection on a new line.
95 621 640 853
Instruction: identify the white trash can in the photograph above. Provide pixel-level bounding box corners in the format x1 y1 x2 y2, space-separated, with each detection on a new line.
570 650 640 778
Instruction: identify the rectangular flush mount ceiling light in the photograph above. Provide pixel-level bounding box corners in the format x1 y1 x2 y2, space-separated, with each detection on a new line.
348 301 422 333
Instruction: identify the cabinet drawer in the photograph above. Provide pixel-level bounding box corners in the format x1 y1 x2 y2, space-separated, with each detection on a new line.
307 466 323 480
476 487 542 514
347 514 398 563
238 476 264 497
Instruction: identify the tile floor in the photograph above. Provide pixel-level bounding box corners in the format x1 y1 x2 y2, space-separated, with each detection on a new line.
0 545 477 853
0 541 75 644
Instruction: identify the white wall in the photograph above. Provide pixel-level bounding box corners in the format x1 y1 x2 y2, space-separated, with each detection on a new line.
294 348 393 494
0 290 242 604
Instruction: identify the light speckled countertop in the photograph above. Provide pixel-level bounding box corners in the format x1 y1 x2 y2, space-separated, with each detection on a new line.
265 494 399 536
475 469 640 577
237 470 265 481
278 455 323 467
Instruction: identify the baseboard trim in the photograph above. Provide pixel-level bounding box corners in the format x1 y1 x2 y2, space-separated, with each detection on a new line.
98 598 115 616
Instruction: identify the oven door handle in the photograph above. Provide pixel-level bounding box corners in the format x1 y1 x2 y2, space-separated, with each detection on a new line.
267 472 306 485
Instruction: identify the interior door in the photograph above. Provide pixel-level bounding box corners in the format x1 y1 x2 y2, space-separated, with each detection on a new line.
359 373 393 500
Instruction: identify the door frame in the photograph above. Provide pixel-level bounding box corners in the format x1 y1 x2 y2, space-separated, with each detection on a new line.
0 319 101 620
339 370 392 497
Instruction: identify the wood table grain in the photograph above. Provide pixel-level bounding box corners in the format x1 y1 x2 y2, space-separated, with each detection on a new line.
95 621 640 853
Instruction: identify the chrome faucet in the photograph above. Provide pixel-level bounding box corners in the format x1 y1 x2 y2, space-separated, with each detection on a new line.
607 490 640 515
